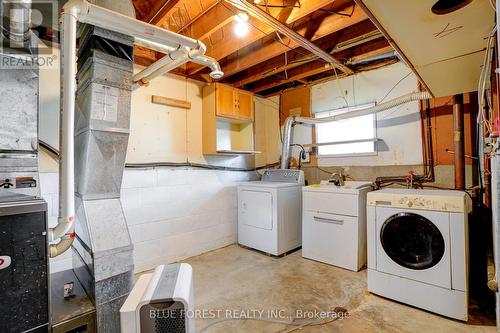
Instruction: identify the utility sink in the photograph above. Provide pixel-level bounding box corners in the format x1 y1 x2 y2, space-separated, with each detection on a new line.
319 180 373 190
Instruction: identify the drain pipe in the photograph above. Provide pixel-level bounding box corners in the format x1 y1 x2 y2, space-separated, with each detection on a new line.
279 91 432 169
50 0 223 256
453 94 466 190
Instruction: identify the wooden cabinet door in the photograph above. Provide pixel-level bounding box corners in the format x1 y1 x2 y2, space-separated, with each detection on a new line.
236 91 254 121
215 84 235 118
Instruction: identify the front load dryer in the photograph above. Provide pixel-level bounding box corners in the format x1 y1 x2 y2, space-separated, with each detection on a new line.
238 169 304 256
367 189 471 321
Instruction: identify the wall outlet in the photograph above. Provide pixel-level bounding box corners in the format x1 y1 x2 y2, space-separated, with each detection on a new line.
301 151 310 164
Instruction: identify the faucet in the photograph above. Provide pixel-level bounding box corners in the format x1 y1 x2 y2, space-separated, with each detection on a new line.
329 169 345 186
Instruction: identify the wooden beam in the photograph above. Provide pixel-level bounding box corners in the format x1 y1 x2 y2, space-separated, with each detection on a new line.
152 95 192 109
176 2 235 38
250 38 391 93
146 0 181 24
223 6 368 80
186 0 342 75
227 0 353 74
231 20 379 88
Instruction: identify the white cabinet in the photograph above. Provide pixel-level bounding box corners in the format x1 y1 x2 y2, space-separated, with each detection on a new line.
302 182 372 271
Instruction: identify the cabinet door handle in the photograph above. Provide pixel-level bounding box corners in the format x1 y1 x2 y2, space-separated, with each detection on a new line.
313 216 344 225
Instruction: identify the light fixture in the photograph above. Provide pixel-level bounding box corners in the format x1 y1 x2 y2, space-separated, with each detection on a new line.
431 0 473 15
234 12 249 37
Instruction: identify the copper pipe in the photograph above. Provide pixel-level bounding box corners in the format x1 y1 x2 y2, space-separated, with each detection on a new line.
453 94 465 190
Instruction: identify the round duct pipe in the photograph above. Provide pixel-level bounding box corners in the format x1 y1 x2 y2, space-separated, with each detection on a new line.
1 0 31 43
431 0 473 15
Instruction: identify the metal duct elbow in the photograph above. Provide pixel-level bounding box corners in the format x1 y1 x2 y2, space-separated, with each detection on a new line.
2 0 31 43
188 52 224 80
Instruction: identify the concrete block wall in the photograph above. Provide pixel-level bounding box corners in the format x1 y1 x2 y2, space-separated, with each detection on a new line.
43 167 259 273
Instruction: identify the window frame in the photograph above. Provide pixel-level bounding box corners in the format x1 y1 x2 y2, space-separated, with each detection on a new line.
314 103 378 158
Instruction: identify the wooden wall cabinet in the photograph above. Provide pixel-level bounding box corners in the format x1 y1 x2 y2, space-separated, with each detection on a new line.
203 83 256 155
213 83 254 121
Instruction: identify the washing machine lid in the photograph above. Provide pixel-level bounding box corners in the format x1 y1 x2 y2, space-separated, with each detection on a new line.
367 189 471 213
238 181 301 189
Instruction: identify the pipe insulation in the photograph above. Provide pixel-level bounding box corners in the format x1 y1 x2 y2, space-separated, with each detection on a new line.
51 0 223 257
280 91 432 169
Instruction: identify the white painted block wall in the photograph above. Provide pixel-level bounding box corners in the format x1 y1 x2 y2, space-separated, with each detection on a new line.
44 167 258 274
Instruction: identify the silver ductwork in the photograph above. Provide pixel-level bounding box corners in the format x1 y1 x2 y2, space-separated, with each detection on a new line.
71 25 135 332
1 0 31 44
280 91 432 169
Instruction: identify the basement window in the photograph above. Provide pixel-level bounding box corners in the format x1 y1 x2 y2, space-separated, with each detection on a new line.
315 103 377 157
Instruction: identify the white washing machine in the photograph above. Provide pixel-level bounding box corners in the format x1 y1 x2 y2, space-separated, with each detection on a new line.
238 169 304 256
367 189 471 321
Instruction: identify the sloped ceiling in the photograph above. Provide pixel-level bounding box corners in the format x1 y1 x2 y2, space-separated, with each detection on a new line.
360 0 495 97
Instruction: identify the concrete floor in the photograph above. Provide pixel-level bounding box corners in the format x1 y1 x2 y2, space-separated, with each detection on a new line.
172 245 497 333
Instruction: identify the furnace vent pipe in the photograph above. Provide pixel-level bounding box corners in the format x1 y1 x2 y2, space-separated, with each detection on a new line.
51 0 223 257
49 4 78 253
280 91 432 169
1 0 31 43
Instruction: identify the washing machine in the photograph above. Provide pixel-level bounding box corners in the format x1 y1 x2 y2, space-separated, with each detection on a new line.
238 169 304 256
367 189 471 321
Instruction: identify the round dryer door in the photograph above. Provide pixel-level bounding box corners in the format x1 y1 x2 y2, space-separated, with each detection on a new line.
380 212 445 270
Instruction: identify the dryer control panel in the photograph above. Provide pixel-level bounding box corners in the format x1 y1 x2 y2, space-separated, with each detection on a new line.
262 169 305 185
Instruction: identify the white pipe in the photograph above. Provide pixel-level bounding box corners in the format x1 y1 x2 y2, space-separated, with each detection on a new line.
134 49 224 88
279 91 432 169
138 53 191 86
49 4 78 254
133 46 189 83
73 0 201 51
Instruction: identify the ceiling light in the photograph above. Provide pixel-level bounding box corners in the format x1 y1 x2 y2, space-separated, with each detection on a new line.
234 12 249 37
431 0 473 15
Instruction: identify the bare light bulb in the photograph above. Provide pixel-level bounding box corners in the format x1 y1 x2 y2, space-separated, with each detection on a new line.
234 13 249 37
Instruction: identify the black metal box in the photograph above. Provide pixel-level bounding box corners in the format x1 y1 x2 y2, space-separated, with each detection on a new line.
0 192 48 333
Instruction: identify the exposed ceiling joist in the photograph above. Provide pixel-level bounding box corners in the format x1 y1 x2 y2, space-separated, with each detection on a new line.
146 0 182 24
250 38 391 93
230 20 380 88
174 2 235 38
186 0 340 75
226 0 353 74
221 4 367 79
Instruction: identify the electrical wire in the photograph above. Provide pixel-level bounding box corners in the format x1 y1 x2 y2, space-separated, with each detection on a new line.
221 1 309 57
318 4 356 17
477 23 497 134
378 71 413 103
39 139 279 172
